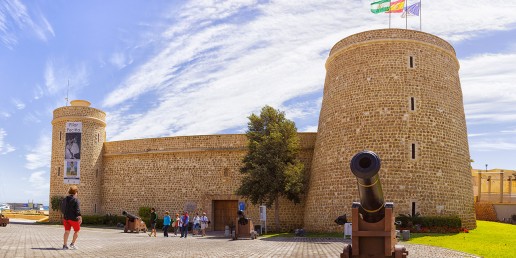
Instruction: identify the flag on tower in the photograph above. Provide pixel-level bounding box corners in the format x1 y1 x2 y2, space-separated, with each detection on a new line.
387 0 406 13
371 0 390 14
401 2 421 17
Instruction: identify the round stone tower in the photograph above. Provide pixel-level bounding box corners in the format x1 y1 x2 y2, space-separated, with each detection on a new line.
49 100 106 222
303 29 476 231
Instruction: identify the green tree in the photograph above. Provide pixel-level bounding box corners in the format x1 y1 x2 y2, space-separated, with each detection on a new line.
236 105 305 232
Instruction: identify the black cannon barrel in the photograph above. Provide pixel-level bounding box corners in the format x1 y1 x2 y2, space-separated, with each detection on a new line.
350 150 385 223
122 211 140 221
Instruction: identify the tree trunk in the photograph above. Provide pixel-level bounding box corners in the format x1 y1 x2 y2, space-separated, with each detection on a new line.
274 196 280 232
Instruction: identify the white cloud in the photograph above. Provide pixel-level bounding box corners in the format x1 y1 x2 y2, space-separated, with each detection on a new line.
23 171 50 200
0 0 54 48
461 53 516 125
501 129 516 134
109 50 133 70
11 98 25 110
101 0 516 141
25 135 51 170
0 128 15 155
0 111 10 118
301 125 318 132
44 59 89 97
23 112 42 124
469 140 516 151
468 133 488 137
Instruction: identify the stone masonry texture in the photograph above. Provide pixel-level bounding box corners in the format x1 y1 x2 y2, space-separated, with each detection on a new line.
303 29 476 231
50 29 476 232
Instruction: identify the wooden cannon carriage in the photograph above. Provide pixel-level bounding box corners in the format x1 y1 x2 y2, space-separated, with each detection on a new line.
122 211 147 233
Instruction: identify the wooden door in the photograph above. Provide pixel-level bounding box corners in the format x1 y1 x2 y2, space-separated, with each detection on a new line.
213 200 238 231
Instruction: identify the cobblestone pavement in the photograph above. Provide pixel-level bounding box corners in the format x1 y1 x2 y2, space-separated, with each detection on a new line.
0 222 479 258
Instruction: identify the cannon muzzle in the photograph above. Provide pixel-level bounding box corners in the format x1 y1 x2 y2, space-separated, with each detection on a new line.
122 210 140 222
350 150 385 223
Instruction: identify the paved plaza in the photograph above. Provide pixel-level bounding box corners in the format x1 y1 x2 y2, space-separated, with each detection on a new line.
0 221 479 257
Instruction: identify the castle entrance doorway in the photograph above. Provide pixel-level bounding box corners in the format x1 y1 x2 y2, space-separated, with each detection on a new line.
213 200 238 231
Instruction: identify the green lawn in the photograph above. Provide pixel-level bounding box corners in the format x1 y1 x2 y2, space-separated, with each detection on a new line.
408 220 516 258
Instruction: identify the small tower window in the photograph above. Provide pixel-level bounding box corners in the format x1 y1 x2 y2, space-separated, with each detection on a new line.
410 97 415 111
411 143 416 160
409 56 414 68
94 203 97 213
58 167 60 176
97 133 100 142
223 167 229 177
60 132 62 141
412 202 417 216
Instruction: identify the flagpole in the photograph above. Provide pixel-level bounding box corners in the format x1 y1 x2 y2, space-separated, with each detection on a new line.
420 0 422 31
405 0 408 29
389 0 392 28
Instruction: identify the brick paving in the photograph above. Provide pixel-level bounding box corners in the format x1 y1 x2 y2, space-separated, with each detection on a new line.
0 222 479 257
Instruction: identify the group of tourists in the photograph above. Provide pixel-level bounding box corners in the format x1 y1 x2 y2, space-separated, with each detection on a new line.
60 185 212 251
149 209 210 238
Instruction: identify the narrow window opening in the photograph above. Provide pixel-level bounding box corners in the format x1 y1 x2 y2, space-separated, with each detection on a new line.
411 144 416 160
410 97 415 111
411 202 416 217
223 168 229 177
409 56 414 68
59 132 62 141
58 167 60 176
94 203 97 213
97 133 100 142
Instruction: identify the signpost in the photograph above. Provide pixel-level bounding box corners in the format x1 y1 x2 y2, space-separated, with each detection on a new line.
259 205 266 234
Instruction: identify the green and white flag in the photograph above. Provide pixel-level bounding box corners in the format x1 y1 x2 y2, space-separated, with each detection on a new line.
371 0 391 14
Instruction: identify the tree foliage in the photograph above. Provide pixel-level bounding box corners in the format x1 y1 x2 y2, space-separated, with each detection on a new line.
50 195 64 212
236 105 305 208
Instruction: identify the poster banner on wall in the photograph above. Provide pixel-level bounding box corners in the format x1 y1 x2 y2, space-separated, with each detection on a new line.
64 122 82 184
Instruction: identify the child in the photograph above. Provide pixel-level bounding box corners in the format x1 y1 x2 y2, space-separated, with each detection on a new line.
163 211 171 237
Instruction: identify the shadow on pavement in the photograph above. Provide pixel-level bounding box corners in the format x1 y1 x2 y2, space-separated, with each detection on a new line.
31 247 61 251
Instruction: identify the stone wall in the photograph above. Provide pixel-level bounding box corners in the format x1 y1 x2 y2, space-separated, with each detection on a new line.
100 133 315 231
303 29 476 231
474 202 497 221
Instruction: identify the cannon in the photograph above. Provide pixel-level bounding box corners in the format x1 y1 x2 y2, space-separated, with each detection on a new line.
232 210 257 240
122 211 147 233
341 151 408 258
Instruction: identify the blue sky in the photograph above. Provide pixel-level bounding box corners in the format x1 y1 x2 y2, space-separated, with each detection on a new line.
1 0 516 205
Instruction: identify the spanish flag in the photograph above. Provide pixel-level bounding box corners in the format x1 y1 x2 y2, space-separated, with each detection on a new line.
387 0 406 13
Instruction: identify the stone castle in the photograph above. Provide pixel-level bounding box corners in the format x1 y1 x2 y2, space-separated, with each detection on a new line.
49 29 476 231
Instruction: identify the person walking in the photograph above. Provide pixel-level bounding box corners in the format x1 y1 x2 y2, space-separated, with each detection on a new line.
193 213 201 236
148 208 157 237
61 185 82 250
173 213 180 236
163 211 171 237
180 211 189 238
200 212 209 237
